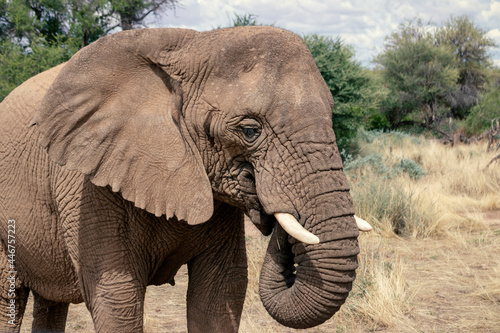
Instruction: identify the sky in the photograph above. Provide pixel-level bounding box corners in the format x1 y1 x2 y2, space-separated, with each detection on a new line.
149 0 500 68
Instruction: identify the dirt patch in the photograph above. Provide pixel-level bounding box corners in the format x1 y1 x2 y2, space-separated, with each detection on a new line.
481 209 500 227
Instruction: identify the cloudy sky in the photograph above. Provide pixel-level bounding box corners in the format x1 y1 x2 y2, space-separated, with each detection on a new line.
150 0 500 68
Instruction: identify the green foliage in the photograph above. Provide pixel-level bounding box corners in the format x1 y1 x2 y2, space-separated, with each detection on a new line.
0 38 75 101
230 13 258 27
435 15 497 118
216 12 274 29
368 113 391 130
304 34 387 156
436 15 496 71
1 0 76 101
463 84 500 135
345 130 426 181
345 152 425 181
0 0 178 101
375 16 497 137
375 19 460 127
393 158 426 180
345 153 390 176
110 0 178 31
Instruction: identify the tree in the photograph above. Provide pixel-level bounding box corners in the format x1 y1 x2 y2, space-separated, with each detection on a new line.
1 0 179 46
69 0 112 47
0 39 74 98
216 13 268 29
304 34 386 155
375 19 460 131
0 0 179 101
230 13 258 27
435 15 497 118
110 0 178 31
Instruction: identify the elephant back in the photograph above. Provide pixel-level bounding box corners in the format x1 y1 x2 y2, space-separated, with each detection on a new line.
0 64 66 137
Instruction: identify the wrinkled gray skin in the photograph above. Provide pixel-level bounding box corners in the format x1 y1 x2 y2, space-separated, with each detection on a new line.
0 27 359 332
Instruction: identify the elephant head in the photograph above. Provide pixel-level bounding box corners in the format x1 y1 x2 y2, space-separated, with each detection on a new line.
31 26 361 328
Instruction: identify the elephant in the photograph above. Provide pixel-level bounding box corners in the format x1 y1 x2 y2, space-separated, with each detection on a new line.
0 26 370 332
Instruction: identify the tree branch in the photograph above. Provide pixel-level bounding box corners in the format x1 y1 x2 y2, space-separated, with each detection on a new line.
484 154 500 170
136 0 177 22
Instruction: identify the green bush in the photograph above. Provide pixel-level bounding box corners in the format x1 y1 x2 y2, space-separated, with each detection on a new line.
463 87 500 135
350 177 436 236
0 39 74 101
345 153 390 176
393 158 426 180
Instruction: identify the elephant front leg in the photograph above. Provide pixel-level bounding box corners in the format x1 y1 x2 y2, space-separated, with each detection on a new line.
81 272 146 332
32 291 69 332
186 212 248 333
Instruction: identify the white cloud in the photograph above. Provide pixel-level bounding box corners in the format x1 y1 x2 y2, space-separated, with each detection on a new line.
481 1 500 21
487 28 500 41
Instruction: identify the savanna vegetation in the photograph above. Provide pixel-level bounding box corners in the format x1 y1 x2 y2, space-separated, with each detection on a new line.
4 7 499 333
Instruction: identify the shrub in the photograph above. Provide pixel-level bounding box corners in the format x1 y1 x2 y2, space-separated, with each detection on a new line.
393 158 426 180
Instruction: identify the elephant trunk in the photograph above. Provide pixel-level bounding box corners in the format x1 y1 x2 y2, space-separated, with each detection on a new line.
258 171 360 328
259 208 359 327
254 121 360 327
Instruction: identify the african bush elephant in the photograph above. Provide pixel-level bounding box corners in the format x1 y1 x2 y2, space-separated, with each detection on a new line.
0 26 368 332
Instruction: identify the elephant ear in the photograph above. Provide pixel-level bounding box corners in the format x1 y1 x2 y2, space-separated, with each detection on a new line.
30 28 213 224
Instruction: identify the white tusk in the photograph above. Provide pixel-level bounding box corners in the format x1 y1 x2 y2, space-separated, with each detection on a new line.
355 215 373 232
274 213 320 244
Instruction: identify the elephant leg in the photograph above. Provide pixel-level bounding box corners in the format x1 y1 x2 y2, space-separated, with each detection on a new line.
85 278 146 332
186 209 248 333
31 291 69 333
0 245 29 333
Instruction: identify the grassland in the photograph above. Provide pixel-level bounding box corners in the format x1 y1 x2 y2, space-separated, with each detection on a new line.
20 131 500 332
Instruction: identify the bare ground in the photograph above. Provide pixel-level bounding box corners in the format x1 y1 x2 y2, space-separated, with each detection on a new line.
19 212 500 332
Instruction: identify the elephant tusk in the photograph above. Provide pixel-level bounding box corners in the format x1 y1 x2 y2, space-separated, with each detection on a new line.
355 215 373 231
274 213 320 245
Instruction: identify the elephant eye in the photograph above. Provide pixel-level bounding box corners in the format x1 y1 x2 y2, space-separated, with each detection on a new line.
240 126 260 142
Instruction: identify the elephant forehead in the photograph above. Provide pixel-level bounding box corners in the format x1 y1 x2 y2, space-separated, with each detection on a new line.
202 65 330 118
199 27 315 77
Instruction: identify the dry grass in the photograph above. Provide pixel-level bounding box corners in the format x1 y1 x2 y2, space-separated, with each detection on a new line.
348 131 500 237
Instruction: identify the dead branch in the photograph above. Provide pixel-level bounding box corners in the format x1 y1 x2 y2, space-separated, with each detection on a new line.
485 153 500 170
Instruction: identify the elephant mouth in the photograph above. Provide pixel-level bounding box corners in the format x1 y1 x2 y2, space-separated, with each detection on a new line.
212 161 275 235
237 163 277 236
234 163 321 242
247 208 275 236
